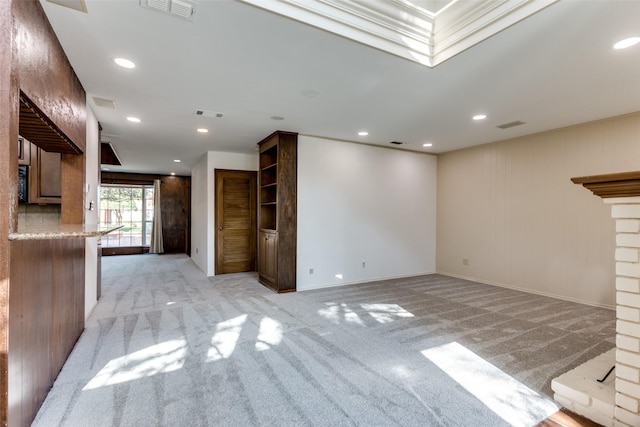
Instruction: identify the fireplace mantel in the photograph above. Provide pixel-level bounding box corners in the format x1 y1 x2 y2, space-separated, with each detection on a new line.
571 171 640 199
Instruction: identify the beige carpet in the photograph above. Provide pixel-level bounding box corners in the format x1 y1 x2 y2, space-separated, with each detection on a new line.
33 254 615 426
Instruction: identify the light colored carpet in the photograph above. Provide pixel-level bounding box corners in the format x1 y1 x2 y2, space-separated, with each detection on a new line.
32 254 615 426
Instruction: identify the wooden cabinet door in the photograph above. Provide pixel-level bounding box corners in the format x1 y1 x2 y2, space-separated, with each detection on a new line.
258 231 277 285
29 143 61 204
18 137 30 165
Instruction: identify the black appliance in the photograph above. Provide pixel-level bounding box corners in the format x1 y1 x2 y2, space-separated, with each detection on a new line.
18 165 28 203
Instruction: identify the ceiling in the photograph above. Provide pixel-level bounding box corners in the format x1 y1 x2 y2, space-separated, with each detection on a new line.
39 0 640 176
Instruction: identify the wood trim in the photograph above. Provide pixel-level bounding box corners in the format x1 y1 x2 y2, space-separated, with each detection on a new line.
102 246 150 256
571 171 640 198
19 91 82 154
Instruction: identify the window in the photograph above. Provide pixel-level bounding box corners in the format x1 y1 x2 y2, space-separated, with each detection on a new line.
100 185 154 247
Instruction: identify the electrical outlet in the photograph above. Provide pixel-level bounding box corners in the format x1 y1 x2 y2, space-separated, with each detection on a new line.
462 259 469 265
196 248 198 254
309 268 314 274
362 261 366 268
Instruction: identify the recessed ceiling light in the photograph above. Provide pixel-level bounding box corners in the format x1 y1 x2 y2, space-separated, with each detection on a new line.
114 57 136 69
173 159 181 163
473 114 487 121
358 131 369 136
270 116 285 121
196 128 209 133
614 37 640 50
170 172 176 176
423 143 433 147
126 116 141 123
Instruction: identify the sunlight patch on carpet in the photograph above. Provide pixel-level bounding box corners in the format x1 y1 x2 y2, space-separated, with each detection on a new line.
206 314 247 361
319 302 414 325
255 317 283 351
361 303 414 324
84 339 187 390
422 342 558 427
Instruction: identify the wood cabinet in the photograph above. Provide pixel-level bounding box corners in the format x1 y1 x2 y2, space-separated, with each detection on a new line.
28 140 61 204
257 131 297 293
18 136 30 165
18 136 62 204
258 230 277 285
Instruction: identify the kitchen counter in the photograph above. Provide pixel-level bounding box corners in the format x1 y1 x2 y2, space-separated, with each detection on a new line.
8 223 123 240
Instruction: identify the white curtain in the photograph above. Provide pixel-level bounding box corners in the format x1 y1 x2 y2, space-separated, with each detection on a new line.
150 179 164 254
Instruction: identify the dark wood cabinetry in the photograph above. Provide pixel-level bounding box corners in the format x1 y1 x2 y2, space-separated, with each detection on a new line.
21 138 62 204
258 230 278 285
257 131 297 292
30 147 62 204
18 137 30 165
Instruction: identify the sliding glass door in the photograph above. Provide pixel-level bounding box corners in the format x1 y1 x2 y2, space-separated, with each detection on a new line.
100 185 154 248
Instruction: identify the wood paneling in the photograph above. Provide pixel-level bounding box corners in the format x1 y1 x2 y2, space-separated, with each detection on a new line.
160 176 191 254
2 1 88 425
0 0 18 423
9 238 85 427
437 113 640 307
100 143 121 165
11 0 86 153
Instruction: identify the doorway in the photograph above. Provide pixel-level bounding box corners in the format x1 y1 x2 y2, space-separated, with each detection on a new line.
215 169 257 274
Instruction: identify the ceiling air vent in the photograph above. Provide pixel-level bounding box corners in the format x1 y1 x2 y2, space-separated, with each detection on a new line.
92 97 117 109
389 141 405 145
497 120 526 129
195 109 224 118
141 0 197 21
170 0 193 18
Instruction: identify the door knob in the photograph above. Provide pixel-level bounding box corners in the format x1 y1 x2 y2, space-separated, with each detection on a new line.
219 226 224 230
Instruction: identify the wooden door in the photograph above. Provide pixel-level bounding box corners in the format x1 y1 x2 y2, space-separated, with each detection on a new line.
215 170 257 274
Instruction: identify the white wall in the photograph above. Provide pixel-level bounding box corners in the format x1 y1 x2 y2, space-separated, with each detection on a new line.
190 150 258 276
84 104 100 320
297 135 438 290
190 154 208 274
437 112 640 308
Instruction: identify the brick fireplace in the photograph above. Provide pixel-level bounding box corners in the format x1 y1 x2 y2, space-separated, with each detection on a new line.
552 172 640 427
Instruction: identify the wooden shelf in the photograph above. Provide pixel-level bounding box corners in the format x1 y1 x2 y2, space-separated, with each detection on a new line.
257 131 298 293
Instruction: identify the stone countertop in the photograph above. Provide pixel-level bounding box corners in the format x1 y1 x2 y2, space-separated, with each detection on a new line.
8 224 123 241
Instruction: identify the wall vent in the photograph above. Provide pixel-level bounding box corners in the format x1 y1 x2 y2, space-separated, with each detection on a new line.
497 120 526 129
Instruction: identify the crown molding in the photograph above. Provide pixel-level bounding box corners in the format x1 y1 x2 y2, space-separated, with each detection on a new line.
239 0 559 67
